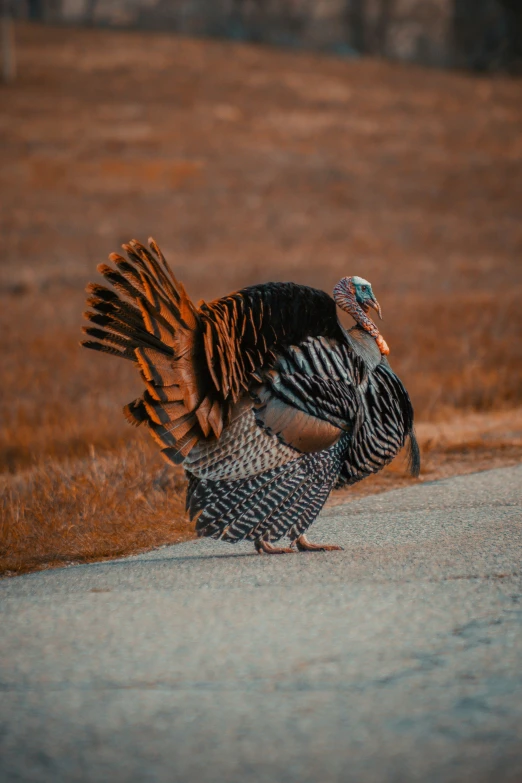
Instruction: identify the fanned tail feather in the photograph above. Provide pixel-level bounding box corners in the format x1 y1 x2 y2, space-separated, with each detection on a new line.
81 238 224 463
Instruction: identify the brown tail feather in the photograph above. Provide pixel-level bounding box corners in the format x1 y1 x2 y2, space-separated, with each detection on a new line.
81 238 226 462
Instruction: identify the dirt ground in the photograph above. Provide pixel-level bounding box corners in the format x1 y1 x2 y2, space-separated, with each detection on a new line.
1 23 521 575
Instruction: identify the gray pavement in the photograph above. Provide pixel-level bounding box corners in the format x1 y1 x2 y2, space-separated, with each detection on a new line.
1 465 521 783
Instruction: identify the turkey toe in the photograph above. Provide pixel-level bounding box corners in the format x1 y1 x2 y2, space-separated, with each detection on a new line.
255 539 296 555
295 534 344 552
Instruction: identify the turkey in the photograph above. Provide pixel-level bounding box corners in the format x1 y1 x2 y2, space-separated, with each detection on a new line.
82 238 420 554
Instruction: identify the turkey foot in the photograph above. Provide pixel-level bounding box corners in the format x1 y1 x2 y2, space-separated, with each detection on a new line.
295 534 343 552
255 538 296 555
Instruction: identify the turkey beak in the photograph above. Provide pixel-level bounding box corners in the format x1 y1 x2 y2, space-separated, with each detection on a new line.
367 296 383 320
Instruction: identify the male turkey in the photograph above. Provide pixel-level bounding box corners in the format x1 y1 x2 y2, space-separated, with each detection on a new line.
82 239 420 554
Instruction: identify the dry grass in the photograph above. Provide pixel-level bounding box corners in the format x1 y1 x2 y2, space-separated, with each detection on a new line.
3 409 522 576
0 444 188 575
1 23 521 576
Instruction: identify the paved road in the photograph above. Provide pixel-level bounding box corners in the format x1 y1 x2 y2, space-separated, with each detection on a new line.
1 465 521 783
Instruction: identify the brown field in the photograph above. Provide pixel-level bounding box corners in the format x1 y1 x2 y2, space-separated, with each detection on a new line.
1 23 522 576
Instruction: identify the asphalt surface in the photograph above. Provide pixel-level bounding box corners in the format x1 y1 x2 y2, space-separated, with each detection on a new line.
1 464 521 783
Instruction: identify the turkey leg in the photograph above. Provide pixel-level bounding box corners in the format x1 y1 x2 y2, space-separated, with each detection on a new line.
295 534 343 552
255 538 296 555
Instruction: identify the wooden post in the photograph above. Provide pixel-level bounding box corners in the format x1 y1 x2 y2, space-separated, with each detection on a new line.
1 0 16 84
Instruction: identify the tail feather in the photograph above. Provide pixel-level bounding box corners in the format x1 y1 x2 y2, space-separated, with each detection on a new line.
81 339 131 360
94 266 144 303
82 326 135 355
407 429 421 478
81 238 225 460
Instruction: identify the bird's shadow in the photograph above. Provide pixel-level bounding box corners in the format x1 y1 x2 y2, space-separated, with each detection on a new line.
137 551 260 565
80 550 262 570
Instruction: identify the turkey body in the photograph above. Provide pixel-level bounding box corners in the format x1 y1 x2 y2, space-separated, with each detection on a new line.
83 240 419 552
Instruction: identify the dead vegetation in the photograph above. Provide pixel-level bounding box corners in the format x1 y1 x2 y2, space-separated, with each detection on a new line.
0 444 187 575
2 409 522 576
1 23 521 575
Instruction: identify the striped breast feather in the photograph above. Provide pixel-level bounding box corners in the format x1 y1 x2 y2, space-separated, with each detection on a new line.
337 363 414 487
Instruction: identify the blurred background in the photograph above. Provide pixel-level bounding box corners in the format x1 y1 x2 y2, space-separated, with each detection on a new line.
6 0 522 71
1 3 521 573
